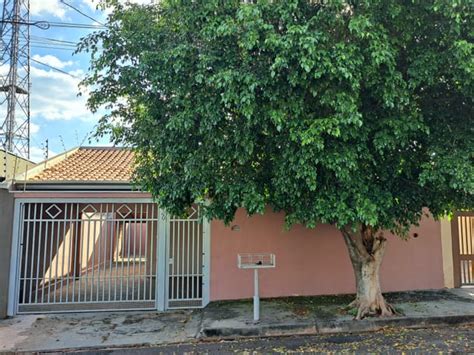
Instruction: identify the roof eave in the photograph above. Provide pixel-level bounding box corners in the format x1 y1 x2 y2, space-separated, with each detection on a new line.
12 147 80 182
13 180 136 191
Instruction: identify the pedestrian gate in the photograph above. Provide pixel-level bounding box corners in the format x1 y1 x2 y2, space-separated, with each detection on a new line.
167 207 205 309
452 212 474 286
8 199 209 315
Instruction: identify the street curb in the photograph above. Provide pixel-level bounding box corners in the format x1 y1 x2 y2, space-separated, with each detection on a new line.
200 315 474 339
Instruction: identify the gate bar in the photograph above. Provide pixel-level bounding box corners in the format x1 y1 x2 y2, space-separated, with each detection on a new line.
7 201 22 316
156 208 167 311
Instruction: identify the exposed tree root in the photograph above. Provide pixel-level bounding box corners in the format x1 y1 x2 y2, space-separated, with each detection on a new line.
348 296 397 320
347 299 359 309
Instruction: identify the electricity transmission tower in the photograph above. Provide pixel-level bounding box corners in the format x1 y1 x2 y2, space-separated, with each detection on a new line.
0 0 30 159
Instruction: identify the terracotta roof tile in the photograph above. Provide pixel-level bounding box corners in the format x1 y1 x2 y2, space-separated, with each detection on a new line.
30 147 135 182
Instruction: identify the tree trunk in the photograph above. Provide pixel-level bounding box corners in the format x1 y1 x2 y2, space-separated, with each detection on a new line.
341 224 396 320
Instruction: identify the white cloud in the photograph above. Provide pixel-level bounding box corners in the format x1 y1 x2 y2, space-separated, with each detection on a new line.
81 0 96 11
30 122 40 134
29 146 46 163
31 0 155 23
30 64 98 122
29 145 58 163
1 61 98 123
30 0 67 19
32 55 74 69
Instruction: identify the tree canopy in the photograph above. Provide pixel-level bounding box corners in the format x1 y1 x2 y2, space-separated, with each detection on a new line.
81 0 473 234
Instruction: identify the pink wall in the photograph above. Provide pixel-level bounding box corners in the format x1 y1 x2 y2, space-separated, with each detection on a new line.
210 208 444 301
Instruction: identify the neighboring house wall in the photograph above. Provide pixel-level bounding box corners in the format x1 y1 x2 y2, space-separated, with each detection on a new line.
0 188 14 318
210 208 444 301
0 149 35 182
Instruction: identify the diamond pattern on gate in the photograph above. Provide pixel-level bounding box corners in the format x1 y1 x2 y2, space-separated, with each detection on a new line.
45 204 62 219
81 204 97 219
187 206 198 219
117 204 132 218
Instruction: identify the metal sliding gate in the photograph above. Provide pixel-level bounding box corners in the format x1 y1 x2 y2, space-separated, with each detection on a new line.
9 199 209 315
452 212 474 286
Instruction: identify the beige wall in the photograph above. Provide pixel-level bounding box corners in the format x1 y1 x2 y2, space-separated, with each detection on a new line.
0 189 14 318
211 208 445 301
0 150 35 181
440 218 454 288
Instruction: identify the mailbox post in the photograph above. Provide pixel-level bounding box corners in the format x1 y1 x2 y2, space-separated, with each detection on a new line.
237 253 276 322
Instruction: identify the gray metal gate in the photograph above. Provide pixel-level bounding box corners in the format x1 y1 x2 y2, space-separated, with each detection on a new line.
166 206 207 309
9 198 210 315
14 201 159 313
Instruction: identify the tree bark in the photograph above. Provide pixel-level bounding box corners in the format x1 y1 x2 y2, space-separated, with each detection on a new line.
341 224 396 320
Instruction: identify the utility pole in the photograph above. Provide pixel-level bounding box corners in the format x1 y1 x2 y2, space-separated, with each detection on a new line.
0 0 30 159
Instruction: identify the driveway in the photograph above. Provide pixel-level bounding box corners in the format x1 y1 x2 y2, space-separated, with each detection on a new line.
0 310 200 352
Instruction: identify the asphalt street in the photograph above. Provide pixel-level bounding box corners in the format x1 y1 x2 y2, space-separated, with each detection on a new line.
68 324 473 354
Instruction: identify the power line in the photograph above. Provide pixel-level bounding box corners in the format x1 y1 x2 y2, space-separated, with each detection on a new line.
3 38 77 48
29 57 80 79
30 41 76 47
0 19 106 30
31 35 78 45
5 34 78 46
30 40 76 46
29 134 43 148
30 44 76 49
30 40 77 47
39 21 106 29
1 36 78 51
59 0 105 26
2 42 77 51
30 45 76 51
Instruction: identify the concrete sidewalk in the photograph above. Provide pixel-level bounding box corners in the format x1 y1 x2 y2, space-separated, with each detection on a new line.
201 288 474 338
1 289 473 353
0 310 201 353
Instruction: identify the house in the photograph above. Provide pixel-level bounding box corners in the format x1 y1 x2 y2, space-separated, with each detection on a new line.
0 146 469 317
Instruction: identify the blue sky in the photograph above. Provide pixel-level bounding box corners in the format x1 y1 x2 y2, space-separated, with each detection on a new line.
24 0 151 162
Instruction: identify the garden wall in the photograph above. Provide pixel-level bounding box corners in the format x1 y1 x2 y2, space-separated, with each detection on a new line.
210 208 444 301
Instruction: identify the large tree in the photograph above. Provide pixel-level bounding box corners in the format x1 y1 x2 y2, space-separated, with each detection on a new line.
80 0 473 319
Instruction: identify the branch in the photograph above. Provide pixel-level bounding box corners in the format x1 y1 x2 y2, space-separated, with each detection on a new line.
342 225 372 262
341 229 359 259
372 235 387 259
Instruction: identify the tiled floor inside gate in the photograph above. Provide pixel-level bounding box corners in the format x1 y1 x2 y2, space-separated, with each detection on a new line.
19 264 156 312
18 263 202 312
